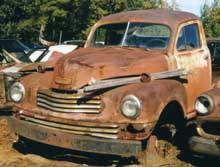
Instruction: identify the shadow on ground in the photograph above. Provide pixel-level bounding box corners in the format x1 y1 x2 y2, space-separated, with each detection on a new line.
13 138 139 167
177 150 220 167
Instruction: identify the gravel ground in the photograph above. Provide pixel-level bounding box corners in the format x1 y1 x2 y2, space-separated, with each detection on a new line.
0 117 220 167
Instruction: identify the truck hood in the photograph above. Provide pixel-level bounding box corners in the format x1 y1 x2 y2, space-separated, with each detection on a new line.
51 47 169 90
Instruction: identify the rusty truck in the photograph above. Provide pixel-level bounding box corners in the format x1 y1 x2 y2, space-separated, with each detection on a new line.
6 9 214 166
183 38 220 158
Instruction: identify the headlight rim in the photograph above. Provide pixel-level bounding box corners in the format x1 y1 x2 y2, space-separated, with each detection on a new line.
120 94 142 119
195 94 214 116
9 82 25 103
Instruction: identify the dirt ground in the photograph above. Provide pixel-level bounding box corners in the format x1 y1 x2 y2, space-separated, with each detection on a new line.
0 117 220 167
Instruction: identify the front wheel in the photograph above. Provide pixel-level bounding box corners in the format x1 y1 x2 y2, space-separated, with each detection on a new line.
139 122 191 167
139 135 170 167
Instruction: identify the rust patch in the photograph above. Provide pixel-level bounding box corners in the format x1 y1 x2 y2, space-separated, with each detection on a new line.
55 76 72 85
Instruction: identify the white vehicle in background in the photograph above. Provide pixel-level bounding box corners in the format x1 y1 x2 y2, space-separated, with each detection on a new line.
28 44 78 62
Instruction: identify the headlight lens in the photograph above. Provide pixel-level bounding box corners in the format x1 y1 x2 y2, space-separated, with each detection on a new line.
195 94 214 115
120 95 141 119
9 82 25 102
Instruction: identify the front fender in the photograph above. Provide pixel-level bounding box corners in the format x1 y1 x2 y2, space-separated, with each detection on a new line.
105 79 187 124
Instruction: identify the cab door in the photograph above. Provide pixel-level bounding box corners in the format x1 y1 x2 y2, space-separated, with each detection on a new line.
173 21 212 115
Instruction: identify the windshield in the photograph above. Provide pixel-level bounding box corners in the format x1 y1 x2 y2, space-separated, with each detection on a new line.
91 22 171 50
15 52 31 63
0 48 31 64
0 39 30 53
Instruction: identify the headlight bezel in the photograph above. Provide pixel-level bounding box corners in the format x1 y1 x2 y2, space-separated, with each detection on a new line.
9 82 25 103
120 94 142 119
195 94 214 115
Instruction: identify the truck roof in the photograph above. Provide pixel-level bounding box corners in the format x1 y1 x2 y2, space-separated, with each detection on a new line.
98 9 199 27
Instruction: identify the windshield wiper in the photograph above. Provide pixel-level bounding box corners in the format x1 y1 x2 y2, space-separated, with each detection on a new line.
121 22 130 46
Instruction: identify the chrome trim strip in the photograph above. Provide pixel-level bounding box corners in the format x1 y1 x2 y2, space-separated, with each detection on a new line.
38 89 100 99
20 115 119 139
37 94 101 104
37 98 101 109
37 102 101 113
21 115 118 133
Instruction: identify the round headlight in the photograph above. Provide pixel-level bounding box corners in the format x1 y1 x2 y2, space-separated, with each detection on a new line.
195 94 214 115
9 82 25 102
120 95 141 119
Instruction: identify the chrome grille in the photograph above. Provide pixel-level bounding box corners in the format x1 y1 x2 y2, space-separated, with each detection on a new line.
37 89 101 113
20 115 119 139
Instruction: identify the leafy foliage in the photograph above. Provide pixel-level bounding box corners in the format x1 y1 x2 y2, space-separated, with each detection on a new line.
0 0 162 43
201 0 220 37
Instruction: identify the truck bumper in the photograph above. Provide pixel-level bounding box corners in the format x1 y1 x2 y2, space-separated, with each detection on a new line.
189 136 220 157
188 117 220 156
7 116 142 157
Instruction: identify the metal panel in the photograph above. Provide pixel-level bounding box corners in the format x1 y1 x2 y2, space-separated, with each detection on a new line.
189 136 220 156
0 73 6 105
7 116 142 156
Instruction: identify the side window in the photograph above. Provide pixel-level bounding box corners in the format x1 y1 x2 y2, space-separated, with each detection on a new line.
207 42 215 58
215 42 220 58
93 28 107 46
177 23 201 51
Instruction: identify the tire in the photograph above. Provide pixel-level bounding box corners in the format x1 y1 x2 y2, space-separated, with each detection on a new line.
139 120 190 167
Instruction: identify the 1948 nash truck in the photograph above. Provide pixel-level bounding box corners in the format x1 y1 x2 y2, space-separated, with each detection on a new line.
6 9 213 166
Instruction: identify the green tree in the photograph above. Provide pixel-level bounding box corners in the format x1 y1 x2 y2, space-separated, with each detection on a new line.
0 0 163 43
83 0 162 37
0 0 31 39
201 0 220 37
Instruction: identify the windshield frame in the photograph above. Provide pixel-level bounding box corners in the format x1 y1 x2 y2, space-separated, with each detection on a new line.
90 22 172 50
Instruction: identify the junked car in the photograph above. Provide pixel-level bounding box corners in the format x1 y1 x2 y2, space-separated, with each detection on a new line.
0 43 75 110
0 36 79 110
28 44 78 62
6 9 212 166
0 47 56 109
0 48 30 109
189 82 220 157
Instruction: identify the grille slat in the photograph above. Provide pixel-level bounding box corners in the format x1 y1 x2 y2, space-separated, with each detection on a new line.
20 115 119 139
37 102 101 113
37 89 101 113
38 98 101 109
37 93 101 104
38 89 100 99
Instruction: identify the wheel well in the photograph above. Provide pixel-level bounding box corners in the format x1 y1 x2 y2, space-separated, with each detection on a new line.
153 101 186 139
158 101 185 128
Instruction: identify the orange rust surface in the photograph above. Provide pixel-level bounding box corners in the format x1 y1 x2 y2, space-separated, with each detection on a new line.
51 47 169 90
